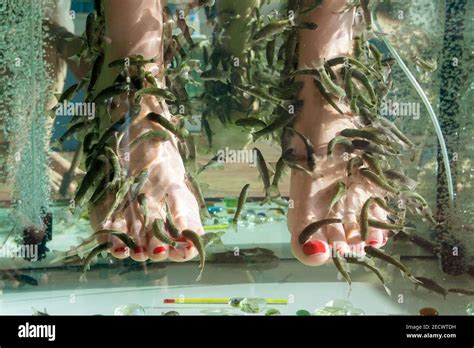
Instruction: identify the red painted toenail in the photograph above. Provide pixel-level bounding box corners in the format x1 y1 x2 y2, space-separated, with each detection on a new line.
114 247 127 253
303 240 326 255
133 247 146 254
367 240 379 246
153 246 166 254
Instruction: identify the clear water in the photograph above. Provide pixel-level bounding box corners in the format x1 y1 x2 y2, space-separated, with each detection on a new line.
0 0 473 316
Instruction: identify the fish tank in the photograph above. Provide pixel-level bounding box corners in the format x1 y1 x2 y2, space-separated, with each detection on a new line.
0 0 473 340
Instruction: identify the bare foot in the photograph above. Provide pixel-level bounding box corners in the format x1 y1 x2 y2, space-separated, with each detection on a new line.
85 0 203 263
288 1 391 266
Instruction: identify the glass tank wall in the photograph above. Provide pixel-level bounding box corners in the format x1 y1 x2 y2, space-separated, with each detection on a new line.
0 0 473 317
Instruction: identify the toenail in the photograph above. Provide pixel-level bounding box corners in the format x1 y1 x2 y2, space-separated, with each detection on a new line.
134 247 146 254
303 240 326 255
367 240 380 246
114 247 127 253
153 246 166 254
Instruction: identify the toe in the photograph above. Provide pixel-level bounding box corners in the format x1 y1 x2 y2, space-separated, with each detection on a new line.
129 234 148 262
291 231 330 266
166 183 203 262
147 237 169 261
324 222 351 257
105 220 130 259
366 206 390 248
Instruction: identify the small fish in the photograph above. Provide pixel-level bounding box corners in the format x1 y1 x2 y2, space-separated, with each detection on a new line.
352 35 364 60
368 218 404 231
235 117 267 129
85 11 98 51
254 148 271 203
298 218 342 245
359 197 373 241
128 130 170 150
373 197 400 215
253 19 294 42
266 39 276 67
152 219 181 248
92 229 138 249
378 117 415 148
351 139 398 157
251 112 296 142
448 288 474 296
102 176 134 224
368 43 382 71
362 152 385 177
344 67 355 100
74 159 106 207
57 83 78 104
233 184 250 224
351 69 377 103
328 181 346 213
135 87 176 101
291 129 317 171
201 231 225 247
414 277 448 299
137 193 149 234
364 246 419 283
314 78 345 116
103 146 121 188
88 53 104 93
326 56 374 77
317 66 346 98
201 118 213 148
186 172 210 219
176 9 194 46
268 157 286 198
146 112 189 141
80 242 112 282
383 169 417 191
332 254 351 287
108 54 156 68
237 84 289 106
347 156 363 176
121 169 149 209
413 56 437 72
181 230 205 282
346 256 391 296
360 0 372 31
11 274 39 287
340 127 389 146
93 84 129 104
327 136 354 157
359 168 399 194
59 121 92 143
196 154 222 175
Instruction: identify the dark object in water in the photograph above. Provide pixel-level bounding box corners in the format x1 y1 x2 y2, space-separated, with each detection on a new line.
438 237 468 276
414 277 448 299
22 209 52 262
1 271 38 287
209 248 279 270
419 307 439 316
162 311 180 316
448 288 474 296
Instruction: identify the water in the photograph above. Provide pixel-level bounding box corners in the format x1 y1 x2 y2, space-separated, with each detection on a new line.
0 0 473 317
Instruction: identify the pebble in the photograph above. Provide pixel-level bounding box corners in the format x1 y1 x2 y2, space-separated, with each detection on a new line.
114 304 145 316
239 298 267 314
